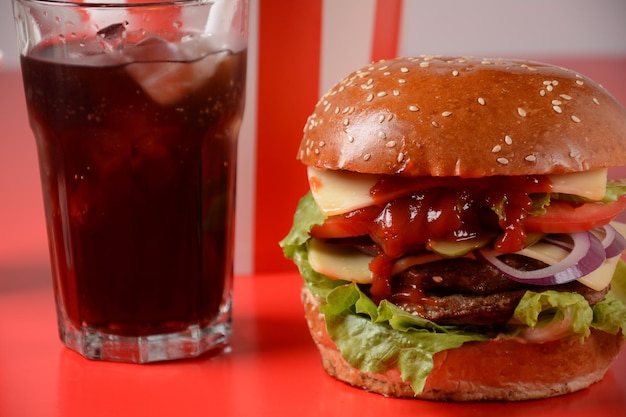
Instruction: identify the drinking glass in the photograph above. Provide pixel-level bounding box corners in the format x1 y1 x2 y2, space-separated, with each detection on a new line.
12 0 248 363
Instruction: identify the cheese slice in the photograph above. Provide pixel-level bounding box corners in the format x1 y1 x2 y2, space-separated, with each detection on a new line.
307 238 373 283
307 166 378 216
576 256 620 291
308 166 609 216
307 238 442 284
546 168 607 201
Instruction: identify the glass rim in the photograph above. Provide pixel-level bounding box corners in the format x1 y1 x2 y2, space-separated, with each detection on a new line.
14 0 229 8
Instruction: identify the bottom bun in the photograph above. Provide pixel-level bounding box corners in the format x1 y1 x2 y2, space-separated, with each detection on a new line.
301 285 624 401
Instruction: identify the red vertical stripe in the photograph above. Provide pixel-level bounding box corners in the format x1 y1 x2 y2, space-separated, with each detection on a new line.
254 0 322 273
371 0 403 62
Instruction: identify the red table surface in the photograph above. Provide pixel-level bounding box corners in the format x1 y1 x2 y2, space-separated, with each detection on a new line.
1 266 625 417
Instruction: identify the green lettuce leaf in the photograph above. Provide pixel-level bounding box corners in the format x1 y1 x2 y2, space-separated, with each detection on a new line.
604 179 626 202
592 261 626 335
279 193 347 298
280 192 326 260
509 290 594 340
321 283 487 394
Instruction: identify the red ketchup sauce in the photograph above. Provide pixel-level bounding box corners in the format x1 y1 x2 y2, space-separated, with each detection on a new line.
348 175 551 300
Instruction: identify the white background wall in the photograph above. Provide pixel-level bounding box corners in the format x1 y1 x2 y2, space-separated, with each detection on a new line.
399 0 626 58
3 0 626 70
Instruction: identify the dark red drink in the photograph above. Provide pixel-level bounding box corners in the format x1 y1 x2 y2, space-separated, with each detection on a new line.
20 34 246 359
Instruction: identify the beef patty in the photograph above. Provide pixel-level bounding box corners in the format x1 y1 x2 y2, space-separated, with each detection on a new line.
367 256 609 326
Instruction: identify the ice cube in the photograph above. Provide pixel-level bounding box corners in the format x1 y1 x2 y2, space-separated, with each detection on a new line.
97 22 128 53
126 38 228 106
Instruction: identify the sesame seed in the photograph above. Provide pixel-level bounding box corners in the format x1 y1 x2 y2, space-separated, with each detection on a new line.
378 115 385 123
477 97 486 105
366 93 374 102
431 121 440 128
546 85 554 92
553 105 562 113
571 115 581 123
383 71 391 76
570 150 580 158
504 135 513 145
539 89 546 96
397 152 404 163
393 90 401 96
377 131 387 139
408 105 420 112
593 98 600 105
363 153 371 161
386 141 397 148
419 61 430 68
576 80 584 86
314 148 320 155
400 67 409 73
377 91 387 97
560 94 572 100
398 79 407 84
388 114 395 121
347 135 355 143
551 100 562 105
543 80 552 86
492 145 502 153
497 157 509 165
525 154 537 162
441 111 452 117
318 141 325 147
517 107 527 117
452 70 459 76
343 118 350 126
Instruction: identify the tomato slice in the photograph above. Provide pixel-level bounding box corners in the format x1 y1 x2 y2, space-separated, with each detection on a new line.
525 195 626 233
310 207 379 239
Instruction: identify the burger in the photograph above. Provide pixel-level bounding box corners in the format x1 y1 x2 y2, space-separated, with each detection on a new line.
280 56 626 401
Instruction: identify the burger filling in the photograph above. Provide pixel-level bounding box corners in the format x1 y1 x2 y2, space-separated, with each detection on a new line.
280 167 626 395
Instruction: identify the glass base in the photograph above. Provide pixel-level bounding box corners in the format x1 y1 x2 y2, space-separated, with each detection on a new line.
58 305 231 363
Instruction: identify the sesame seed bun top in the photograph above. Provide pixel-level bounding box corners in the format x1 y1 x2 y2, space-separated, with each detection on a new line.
298 56 626 177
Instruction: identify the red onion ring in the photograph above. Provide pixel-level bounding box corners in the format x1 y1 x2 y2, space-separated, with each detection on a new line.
475 231 606 286
594 224 626 258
